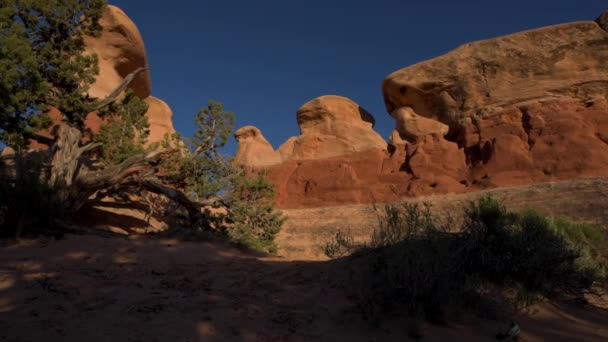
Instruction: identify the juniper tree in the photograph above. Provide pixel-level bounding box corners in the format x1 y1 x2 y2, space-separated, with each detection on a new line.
0 0 176 224
0 1 284 250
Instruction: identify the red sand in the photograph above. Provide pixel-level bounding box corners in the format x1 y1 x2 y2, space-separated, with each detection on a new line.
1 235 606 341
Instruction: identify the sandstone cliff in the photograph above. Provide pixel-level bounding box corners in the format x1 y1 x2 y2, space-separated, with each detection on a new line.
26 5 175 150
235 14 608 209
84 5 176 145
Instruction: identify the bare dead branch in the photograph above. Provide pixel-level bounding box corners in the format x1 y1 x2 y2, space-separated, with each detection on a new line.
29 133 56 146
76 148 176 190
90 67 148 111
135 179 204 226
78 142 102 154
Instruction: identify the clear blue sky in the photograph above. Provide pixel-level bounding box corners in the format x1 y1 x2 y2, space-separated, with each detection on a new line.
110 0 606 155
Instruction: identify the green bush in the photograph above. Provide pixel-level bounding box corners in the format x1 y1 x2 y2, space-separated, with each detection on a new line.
223 170 285 254
327 196 607 324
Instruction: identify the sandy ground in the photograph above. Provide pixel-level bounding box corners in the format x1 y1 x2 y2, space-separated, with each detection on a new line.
1 177 607 341
278 177 608 260
0 235 607 342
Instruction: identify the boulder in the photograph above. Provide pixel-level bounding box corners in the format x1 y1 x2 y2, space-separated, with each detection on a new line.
382 16 608 190
27 5 175 148
383 21 608 124
289 95 387 160
391 106 449 142
234 126 282 167
235 95 388 164
85 5 151 100
145 97 176 144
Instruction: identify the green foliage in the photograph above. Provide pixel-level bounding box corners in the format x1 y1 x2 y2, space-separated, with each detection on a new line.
0 0 107 148
370 202 440 248
193 100 235 153
224 170 285 254
95 91 150 165
158 100 234 200
327 196 607 324
518 210 608 280
155 100 284 253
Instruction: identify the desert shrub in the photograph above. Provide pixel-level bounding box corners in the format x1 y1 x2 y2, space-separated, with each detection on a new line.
543 215 607 279
370 202 442 248
323 230 358 258
223 170 285 254
460 197 600 297
329 196 607 323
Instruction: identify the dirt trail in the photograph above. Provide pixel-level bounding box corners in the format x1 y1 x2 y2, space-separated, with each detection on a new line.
1 235 607 341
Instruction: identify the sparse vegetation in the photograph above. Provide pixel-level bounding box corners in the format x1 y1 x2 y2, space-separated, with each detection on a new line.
223 170 285 254
0 0 284 250
325 196 607 324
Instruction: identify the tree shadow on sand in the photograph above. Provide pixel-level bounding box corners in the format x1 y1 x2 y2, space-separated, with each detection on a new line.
0 235 606 341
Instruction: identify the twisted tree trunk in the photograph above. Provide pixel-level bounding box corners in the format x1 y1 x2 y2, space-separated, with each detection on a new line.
43 67 200 226
49 124 85 218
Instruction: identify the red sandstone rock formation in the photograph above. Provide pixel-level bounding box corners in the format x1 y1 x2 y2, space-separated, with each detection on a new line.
234 95 387 167
234 126 282 167
236 15 608 209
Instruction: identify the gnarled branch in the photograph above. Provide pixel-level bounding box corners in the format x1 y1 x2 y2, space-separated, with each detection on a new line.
78 141 102 154
136 179 204 227
90 67 148 111
76 148 176 189
29 133 56 146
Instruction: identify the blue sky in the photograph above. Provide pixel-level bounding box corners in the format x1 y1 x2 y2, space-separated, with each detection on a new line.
110 0 606 154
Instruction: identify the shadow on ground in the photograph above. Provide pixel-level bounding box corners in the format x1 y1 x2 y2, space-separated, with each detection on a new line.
0 234 607 341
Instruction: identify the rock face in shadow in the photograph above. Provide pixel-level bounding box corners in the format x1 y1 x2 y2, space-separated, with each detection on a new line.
236 16 608 209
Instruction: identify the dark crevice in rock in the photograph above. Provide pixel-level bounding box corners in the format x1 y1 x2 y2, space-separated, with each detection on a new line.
520 107 535 151
596 132 608 145
464 140 492 167
596 11 608 32
304 180 315 194
401 145 417 177
480 62 491 98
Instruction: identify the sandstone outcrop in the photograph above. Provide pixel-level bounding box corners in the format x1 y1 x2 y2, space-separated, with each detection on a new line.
234 95 387 166
85 5 175 145
85 5 151 100
384 19 608 188
236 15 608 209
281 95 387 161
383 21 608 126
390 106 449 143
597 11 608 31
29 5 174 149
234 126 282 167
145 96 176 143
